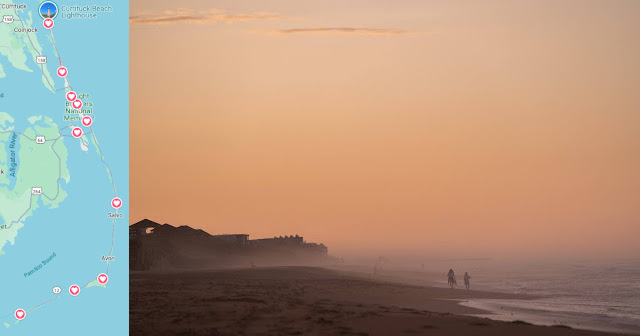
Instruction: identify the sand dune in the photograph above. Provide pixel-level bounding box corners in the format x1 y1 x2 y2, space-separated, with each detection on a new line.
130 266 623 335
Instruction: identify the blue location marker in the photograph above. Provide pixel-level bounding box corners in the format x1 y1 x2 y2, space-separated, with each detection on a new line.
39 1 58 19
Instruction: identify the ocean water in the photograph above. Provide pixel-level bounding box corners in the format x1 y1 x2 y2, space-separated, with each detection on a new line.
445 259 640 334
0 0 129 334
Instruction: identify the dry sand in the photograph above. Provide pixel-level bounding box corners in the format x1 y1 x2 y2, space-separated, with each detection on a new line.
130 266 624 335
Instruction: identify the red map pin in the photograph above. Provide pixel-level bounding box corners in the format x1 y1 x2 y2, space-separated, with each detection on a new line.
81 116 93 127
97 273 109 285
43 18 54 29
15 309 26 320
111 197 122 209
72 127 83 138
57 66 67 78
66 91 77 102
69 285 80 296
72 99 83 110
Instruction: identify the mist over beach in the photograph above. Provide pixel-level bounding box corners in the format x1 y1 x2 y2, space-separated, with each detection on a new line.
130 0 640 335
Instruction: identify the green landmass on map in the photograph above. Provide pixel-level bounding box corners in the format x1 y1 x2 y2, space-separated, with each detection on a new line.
0 113 69 255
86 279 107 289
0 1 56 92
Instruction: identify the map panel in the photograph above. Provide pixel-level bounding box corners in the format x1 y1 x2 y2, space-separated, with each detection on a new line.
0 1 128 334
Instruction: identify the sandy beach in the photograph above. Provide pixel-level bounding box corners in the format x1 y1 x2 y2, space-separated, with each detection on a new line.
130 266 625 335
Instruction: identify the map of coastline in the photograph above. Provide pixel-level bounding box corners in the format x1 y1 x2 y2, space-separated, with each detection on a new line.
0 113 70 255
0 1 56 91
0 1 128 334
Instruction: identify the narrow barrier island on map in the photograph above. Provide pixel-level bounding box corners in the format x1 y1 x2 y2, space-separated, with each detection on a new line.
0 1 128 334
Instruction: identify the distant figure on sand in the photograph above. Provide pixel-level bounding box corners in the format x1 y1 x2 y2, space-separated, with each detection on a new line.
464 272 471 290
447 269 456 288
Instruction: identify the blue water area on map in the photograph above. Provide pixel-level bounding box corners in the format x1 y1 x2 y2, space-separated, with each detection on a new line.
0 0 129 334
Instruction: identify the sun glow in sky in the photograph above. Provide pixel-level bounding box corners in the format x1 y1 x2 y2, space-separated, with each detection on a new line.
131 0 640 259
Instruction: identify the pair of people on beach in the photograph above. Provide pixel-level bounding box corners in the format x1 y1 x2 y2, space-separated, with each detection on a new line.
447 269 471 289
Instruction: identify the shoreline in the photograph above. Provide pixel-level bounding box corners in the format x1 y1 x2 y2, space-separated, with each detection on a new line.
461 298 640 335
326 264 640 335
130 265 631 335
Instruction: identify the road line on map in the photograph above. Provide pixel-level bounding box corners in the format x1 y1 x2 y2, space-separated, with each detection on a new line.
49 28 63 66
40 138 66 202
11 9 57 92
0 130 38 141
4 14 124 325
1 132 64 229
25 296 58 314
106 217 117 274
4 192 34 231
0 46 14 55
52 22 121 292
89 130 118 196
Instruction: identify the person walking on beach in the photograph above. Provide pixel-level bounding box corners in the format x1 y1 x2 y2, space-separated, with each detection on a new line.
464 272 471 290
447 269 456 288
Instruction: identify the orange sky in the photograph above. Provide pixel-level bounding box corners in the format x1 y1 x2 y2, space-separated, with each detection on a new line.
130 0 640 259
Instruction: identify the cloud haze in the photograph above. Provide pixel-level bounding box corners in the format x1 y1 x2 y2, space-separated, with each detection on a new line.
254 28 408 36
131 0 640 259
130 8 283 25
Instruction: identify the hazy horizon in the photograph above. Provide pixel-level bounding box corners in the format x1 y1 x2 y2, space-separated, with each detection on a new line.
131 0 640 260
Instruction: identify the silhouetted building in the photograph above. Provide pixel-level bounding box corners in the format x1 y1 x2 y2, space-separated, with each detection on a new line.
129 227 147 239
251 234 304 246
129 219 330 270
305 242 328 254
213 234 249 244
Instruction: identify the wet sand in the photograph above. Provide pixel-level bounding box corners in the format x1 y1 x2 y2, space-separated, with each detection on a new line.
130 266 623 335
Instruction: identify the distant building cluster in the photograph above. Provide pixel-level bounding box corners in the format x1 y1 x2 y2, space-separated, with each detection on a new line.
250 234 303 246
129 227 146 239
212 234 249 244
129 226 328 253
129 221 331 270
213 233 327 253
